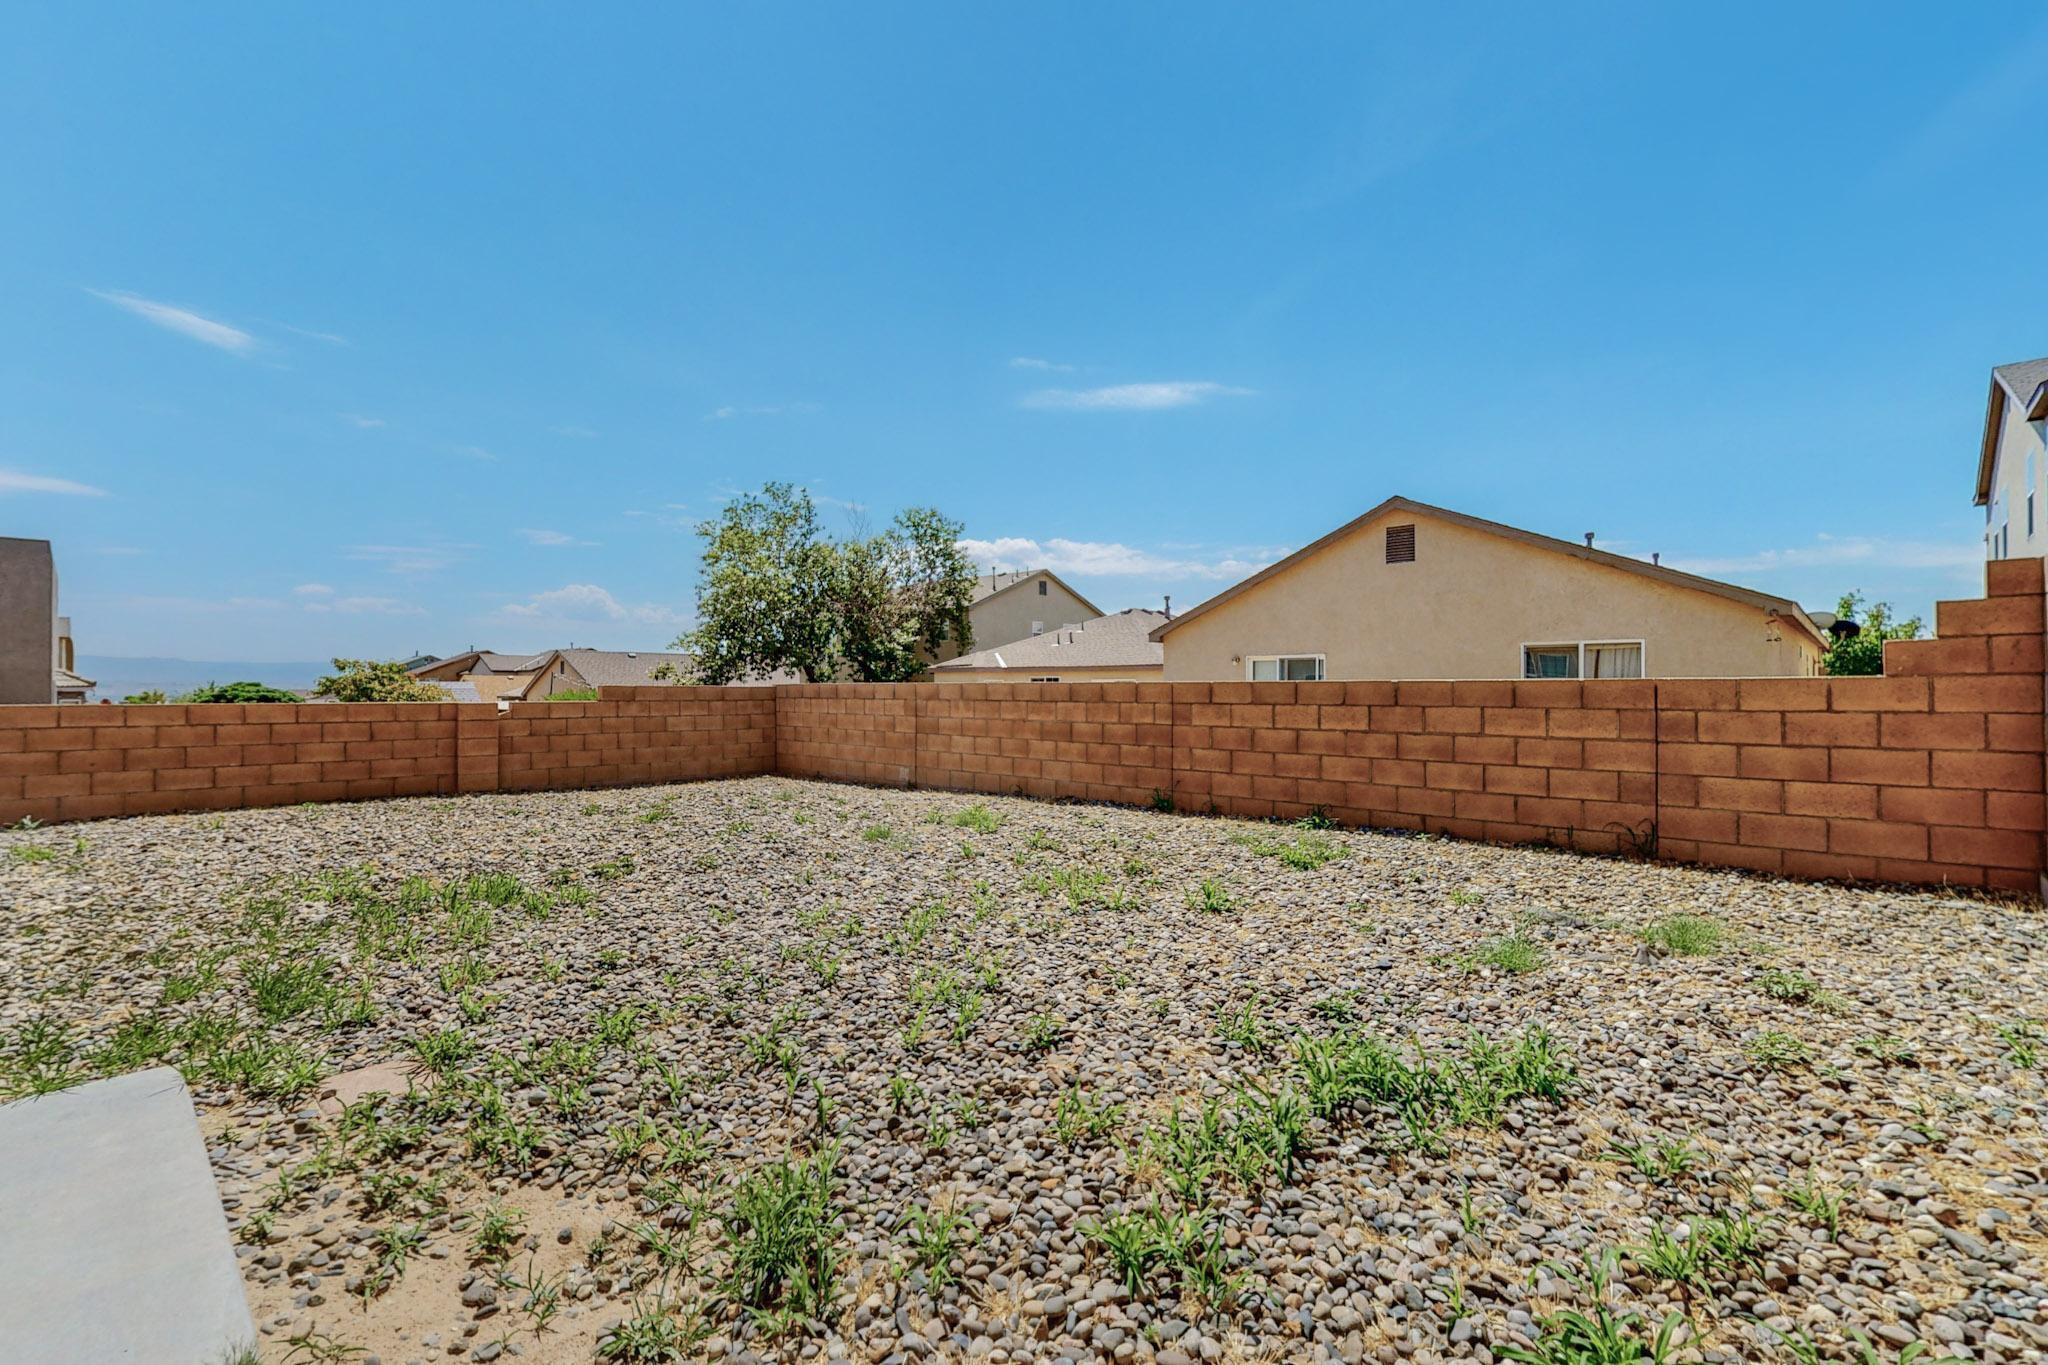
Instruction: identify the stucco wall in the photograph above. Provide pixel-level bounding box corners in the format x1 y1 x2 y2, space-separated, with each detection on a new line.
1159 510 1821 681
0 538 56 705
933 665 1164 684
930 573 1098 665
1986 389 2048 559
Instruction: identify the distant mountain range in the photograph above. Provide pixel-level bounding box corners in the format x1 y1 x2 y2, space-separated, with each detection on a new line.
75 655 331 702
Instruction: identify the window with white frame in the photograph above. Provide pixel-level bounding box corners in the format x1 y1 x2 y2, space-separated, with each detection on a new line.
1521 641 1644 679
1246 655 1325 681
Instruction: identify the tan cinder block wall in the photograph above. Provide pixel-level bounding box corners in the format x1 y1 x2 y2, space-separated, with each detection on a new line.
0 561 2039 894
1160 509 1822 680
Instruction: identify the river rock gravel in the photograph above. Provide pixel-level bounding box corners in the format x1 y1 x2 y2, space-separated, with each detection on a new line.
3 776 2046 1363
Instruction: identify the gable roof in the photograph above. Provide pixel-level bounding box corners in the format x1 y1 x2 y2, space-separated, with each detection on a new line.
1148 496 1825 650
933 609 1167 672
1977 356 2048 506
971 569 1103 618
507 649 796 698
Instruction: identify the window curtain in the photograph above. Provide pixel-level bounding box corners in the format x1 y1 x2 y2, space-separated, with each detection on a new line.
1588 645 1643 679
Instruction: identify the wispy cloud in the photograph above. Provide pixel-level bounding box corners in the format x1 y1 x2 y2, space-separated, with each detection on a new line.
87 289 254 354
339 413 386 429
958 535 1276 581
347 543 473 574
0 470 108 497
303 594 424 617
625 503 694 531
707 401 818 421
275 322 350 346
1018 381 1252 412
498 583 686 626
293 583 335 597
117 594 284 613
518 528 597 547
1668 534 1981 577
1880 18 2048 184
1009 356 1076 373
450 444 499 461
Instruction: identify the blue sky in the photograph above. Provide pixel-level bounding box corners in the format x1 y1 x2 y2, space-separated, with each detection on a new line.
5 5 2045 662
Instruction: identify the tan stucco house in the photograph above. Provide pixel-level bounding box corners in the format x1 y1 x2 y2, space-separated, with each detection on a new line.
1150 497 1826 681
1975 355 2048 563
924 570 1103 669
931 608 1166 683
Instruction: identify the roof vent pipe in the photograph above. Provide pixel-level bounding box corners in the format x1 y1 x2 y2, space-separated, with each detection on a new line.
1583 532 1595 548
1164 595 1172 618
1651 553 1660 566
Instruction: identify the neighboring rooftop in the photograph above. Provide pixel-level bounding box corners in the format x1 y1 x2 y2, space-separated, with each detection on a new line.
1977 355 2048 505
1150 495 1826 650
934 608 1167 672
970 569 1103 616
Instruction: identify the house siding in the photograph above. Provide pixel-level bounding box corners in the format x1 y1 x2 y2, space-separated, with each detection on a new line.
1158 509 1821 681
929 573 1098 666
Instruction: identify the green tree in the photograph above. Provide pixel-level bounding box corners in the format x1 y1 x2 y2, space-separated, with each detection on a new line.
176 681 301 704
676 485 977 683
121 690 167 705
833 507 976 682
313 658 449 702
1822 591 1925 676
680 482 840 683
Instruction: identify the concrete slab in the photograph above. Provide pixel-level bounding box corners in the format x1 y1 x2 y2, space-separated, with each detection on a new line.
0 1067 255 1363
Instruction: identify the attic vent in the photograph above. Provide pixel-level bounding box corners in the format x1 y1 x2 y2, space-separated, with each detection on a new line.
1385 524 1416 564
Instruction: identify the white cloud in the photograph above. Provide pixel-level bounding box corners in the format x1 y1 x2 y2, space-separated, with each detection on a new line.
277 322 350 346
0 470 108 497
303 594 425 617
1668 533 1981 577
958 536 1275 582
87 289 254 354
340 413 386 429
499 583 687 626
293 583 335 597
707 401 818 420
518 528 597 547
1018 381 1252 411
451 444 499 461
1009 356 1076 373
118 594 284 613
348 543 473 574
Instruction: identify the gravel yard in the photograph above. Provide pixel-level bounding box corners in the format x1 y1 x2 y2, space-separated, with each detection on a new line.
3 776 2047 1365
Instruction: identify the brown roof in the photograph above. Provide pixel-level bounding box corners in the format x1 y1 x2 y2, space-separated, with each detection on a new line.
509 650 797 698
1978 357 2048 506
933 609 1166 672
1148 496 1826 651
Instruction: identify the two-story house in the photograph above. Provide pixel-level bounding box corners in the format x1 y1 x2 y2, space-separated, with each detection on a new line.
922 570 1102 669
1975 356 2048 561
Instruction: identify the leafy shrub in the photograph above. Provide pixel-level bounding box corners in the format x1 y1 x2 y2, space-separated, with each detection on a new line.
540 688 599 701
176 681 301 704
313 658 448 702
1822 591 1924 677
121 690 167 704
